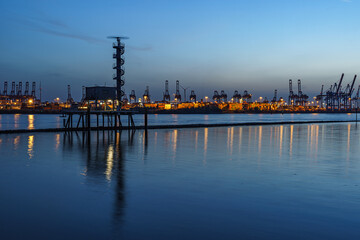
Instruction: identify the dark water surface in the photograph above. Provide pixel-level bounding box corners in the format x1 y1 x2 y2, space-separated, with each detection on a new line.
0 113 357 130
1 123 360 239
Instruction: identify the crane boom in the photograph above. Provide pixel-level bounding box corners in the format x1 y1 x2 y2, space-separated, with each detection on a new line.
350 75 357 96
336 73 344 95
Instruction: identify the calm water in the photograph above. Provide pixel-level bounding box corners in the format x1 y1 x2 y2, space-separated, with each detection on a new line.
0 113 357 130
1 123 360 239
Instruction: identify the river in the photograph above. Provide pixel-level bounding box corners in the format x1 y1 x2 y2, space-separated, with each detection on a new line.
0 123 360 239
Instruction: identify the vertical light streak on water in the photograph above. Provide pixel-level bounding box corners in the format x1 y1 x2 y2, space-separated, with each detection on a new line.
172 114 178 124
313 125 316 154
279 125 283 158
194 130 198 153
310 125 314 159
227 128 230 152
269 126 273 150
13 136 20 150
254 127 258 155
172 130 178 152
14 114 20 129
105 145 114 182
226 127 233 155
274 126 279 148
258 126 262 154
204 115 209 123
164 131 171 149
54 134 60 151
172 130 178 164
27 135 34 159
203 128 208 165
28 115 34 130
307 125 311 148
141 131 147 162
315 125 319 160
248 127 252 153
290 125 294 158
347 124 351 163
154 132 158 150
230 127 234 156
116 132 120 149
238 127 242 154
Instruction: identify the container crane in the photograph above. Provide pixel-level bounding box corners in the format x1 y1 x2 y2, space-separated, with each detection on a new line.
212 90 220 102
3 82 7 96
129 90 136 103
143 86 150 103
242 90 252 102
163 80 170 102
189 90 196 102
220 90 227 102
174 80 181 102
24 82 29 96
271 89 277 103
232 90 241 103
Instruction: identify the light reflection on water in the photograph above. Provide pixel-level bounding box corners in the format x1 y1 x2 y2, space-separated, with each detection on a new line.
1 124 360 239
13 136 20 150
0 113 359 131
105 144 114 181
28 115 34 130
14 114 20 129
27 135 34 159
54 133 60 151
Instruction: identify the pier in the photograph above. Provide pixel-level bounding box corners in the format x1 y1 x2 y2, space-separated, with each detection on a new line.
62 110 137 130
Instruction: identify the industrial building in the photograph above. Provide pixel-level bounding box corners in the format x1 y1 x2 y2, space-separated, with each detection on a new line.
82 86 117 110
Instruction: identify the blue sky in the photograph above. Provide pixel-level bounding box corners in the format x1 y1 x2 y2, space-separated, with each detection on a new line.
0 0 359 101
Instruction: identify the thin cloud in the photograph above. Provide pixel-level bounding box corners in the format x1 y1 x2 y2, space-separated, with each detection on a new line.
128 45 153 51
33 26 106 44
14 15 105 44
28 15 69 29
342 0 352 3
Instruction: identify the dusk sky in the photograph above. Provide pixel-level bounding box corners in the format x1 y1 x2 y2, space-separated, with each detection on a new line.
0 0 359 101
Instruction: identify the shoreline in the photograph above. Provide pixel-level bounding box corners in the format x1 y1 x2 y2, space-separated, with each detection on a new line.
0 120 356 134
0 110 358 115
